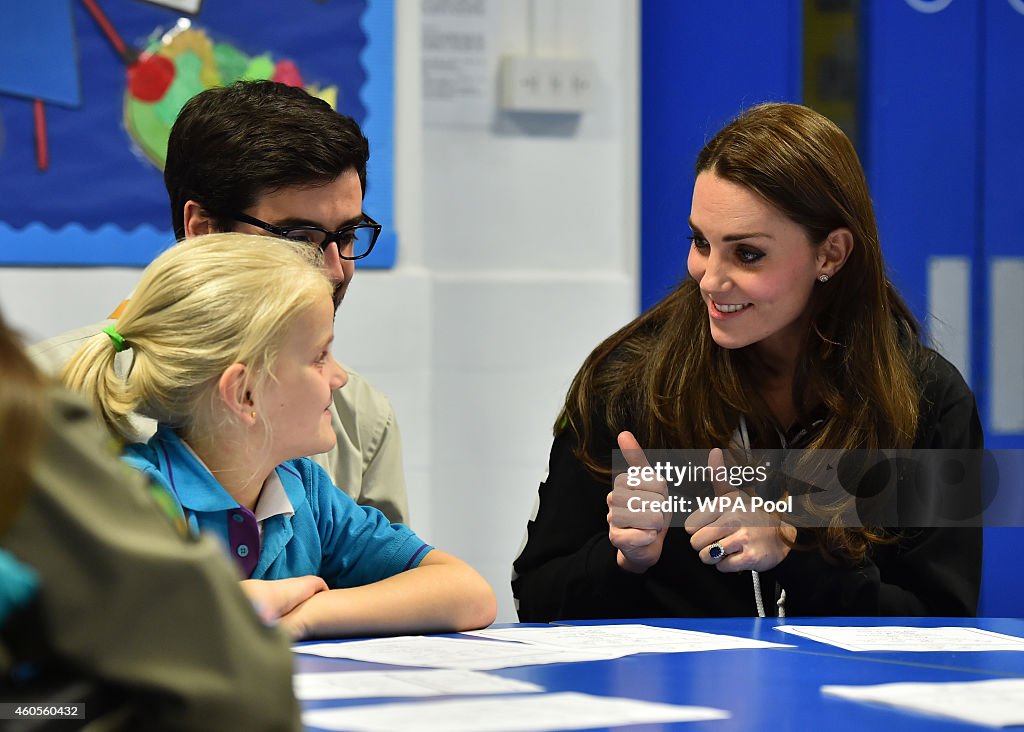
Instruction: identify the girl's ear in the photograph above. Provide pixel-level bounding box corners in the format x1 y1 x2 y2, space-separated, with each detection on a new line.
218 363 256 424
817 227 854 278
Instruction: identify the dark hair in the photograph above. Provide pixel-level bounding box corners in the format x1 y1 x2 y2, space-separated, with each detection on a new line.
164 80 370 240
0 313 45 535
561 103 924 562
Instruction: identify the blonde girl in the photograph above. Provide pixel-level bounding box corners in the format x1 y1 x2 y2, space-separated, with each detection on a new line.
64 233 495 638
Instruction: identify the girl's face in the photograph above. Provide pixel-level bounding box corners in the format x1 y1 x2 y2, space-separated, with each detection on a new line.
257 295 347 462
687 172 826 362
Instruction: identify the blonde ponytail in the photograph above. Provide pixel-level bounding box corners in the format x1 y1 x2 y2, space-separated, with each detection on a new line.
61 331 141 442
62 233 332 442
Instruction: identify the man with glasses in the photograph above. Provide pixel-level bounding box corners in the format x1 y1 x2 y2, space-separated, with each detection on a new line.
30 80 409 524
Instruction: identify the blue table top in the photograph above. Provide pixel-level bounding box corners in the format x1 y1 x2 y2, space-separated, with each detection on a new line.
295 617 1024 731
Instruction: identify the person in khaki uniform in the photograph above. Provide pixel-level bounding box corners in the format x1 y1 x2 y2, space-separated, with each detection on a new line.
1 314 300 731
29 80 408 524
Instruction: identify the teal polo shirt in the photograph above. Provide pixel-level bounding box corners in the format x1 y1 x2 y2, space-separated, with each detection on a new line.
123 426 431 586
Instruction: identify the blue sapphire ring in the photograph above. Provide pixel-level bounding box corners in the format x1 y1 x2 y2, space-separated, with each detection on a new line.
708 542 726 561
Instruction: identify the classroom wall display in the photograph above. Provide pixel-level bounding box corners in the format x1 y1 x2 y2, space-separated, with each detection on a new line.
0 0 396 268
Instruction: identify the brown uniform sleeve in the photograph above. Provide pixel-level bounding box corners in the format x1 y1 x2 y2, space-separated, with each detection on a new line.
1 388 301 731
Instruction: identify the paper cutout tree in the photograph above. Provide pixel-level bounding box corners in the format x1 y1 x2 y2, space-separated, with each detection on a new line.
123 21 338 168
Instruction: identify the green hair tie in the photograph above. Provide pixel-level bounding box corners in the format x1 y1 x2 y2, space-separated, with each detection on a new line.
102 324 127 353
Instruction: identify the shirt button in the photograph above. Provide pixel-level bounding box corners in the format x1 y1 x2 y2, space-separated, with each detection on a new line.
236 544 250 558
232 513 245 523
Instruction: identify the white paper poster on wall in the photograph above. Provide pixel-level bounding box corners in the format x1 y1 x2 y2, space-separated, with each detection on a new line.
422 0 500 128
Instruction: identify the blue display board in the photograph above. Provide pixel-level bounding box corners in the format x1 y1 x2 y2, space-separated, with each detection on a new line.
0 0 396 268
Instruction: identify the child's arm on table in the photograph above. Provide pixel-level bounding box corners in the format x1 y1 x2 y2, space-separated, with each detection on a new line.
278 549 495 640
240 575 328 623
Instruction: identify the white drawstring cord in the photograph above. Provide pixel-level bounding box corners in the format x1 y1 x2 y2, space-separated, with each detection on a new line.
739 416 786 618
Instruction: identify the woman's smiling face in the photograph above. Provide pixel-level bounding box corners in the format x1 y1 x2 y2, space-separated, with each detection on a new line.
687 171 827 360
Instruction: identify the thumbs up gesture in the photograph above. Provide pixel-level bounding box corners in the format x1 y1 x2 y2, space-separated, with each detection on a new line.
684 448 796 572
607 431 670 573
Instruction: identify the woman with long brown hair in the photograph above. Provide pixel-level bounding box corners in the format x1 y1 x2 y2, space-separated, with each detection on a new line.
513 103 981 620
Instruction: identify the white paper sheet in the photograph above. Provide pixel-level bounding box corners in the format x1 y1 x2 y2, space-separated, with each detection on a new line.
293 636 627 670
774 625 1024 652
302 691 729 732
822 678 1024 728
465 624 792 653
293 669 543 700
421 0 500 128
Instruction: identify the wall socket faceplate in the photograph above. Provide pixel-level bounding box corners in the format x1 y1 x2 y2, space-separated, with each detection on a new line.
499 56 595 114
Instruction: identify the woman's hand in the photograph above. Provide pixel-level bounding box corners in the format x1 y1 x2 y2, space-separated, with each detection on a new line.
684 448 795 572
607 431 671 573
240 575 329 625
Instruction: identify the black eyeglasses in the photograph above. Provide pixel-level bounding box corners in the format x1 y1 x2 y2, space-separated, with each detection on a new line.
228 211 382 260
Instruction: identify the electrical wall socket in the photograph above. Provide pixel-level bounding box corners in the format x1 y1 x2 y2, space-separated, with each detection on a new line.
499 56 595 114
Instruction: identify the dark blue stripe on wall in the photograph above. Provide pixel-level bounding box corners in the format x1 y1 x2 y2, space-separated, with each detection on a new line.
640 0 802 312
861 0 981 322
982 0 1024 449
983 0 1024 263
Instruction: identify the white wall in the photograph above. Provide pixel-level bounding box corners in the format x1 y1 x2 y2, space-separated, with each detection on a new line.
0 0 639 623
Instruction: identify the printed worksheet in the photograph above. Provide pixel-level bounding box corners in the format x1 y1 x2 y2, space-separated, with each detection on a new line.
465 624 792 653
822 678 1024 727
775 625 1024 652
293 669 542 700
293 636 627 670
302 691 729 732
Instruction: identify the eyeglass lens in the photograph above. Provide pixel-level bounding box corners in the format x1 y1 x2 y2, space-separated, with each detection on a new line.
283 226 377 257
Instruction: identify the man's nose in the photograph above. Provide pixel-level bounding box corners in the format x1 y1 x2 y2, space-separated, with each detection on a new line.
320 241 346 283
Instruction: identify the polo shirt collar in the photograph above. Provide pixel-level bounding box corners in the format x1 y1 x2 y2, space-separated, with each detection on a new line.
154 426 304 519
173 438 296 523
155 425 301 519
152 426 238 512
255 469 295 523
272 462 308 517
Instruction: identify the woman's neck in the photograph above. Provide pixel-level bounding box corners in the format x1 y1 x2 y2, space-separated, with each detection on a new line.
180 429 273 512
745 344 806 434
760 384 799 435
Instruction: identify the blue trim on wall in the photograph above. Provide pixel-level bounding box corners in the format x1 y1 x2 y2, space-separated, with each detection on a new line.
359 0 397 269
0 223 171 267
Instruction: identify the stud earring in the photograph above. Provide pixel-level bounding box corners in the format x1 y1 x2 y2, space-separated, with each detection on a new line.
818 274 830 283
250 411 257 419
